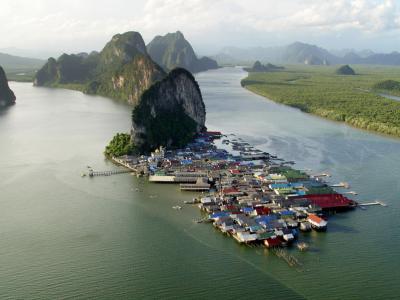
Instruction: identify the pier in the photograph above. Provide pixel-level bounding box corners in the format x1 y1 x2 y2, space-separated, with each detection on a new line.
88 169 132 177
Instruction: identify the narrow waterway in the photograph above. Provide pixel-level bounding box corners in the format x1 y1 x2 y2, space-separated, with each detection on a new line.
0 68 399 299
379 92 400 102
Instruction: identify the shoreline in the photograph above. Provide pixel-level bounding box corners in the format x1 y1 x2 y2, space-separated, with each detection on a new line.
242 84 400 141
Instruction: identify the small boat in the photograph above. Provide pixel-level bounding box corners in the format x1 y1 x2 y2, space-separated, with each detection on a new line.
299 221 312 232
344 191 358 195
81 173 86 177
172 206 182 210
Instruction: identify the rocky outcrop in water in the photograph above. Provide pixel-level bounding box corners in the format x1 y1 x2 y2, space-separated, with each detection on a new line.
34 31 165 105
244 61 284 72
0 66 16 107
335 65 356 75
147 31 218 73
131 68 206 152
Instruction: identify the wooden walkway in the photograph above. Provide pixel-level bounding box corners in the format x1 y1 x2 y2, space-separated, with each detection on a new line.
88 169 132 177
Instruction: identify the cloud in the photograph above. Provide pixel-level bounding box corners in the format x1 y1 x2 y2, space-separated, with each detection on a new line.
0 0 399 54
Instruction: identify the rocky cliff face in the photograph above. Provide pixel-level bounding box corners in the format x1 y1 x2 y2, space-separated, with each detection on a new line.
0 66 16 107
147 31 218 73
131 68 206 152
34 31 165 105
88 52 165 105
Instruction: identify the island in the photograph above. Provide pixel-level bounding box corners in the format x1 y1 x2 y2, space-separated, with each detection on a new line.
241 65 400 138
335 65 356 75
103 130 359 258
147 31 218 73
0 66 16 107
244 61 284 72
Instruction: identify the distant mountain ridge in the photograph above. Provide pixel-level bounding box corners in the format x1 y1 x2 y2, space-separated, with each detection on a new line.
0 52 44 70
213 42 400 66
147 31 218 73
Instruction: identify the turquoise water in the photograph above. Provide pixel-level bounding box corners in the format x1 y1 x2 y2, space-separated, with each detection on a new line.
1 68 399 299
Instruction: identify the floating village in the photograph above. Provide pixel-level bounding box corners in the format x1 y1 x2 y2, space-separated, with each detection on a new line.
86 131 386 255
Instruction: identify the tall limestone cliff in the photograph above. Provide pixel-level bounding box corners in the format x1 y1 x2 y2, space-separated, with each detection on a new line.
34 31 165 105
0 66 16 107
147 31 218 73
131 68 206 152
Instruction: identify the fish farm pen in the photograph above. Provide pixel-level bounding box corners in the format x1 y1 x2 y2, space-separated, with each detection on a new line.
94 131 376 256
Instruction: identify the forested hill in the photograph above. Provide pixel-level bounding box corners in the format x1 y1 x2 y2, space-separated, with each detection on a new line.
147 31 218 73
34 31 165 105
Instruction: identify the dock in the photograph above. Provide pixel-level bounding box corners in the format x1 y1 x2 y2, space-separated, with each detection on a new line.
88 169 132 177
358 201 387 207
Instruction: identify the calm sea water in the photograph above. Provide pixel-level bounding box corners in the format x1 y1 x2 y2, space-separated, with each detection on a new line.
1 68 399 299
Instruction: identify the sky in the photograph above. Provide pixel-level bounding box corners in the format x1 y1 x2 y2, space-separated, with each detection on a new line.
1 0 399 58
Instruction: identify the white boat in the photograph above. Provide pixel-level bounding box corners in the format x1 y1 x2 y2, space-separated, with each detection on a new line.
172 206 182 210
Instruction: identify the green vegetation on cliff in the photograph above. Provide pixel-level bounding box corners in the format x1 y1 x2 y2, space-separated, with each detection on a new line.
241 65 400 137
133 105 197 153
131 68 205 153
104 133 134 157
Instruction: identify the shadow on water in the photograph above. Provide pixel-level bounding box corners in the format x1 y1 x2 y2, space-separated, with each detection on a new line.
327 222 360 234
0 104 15 116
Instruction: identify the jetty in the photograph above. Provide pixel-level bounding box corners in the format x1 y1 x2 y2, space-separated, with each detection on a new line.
87 169 131 177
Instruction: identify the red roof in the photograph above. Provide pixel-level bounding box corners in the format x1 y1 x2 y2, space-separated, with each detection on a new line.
264 237 282 248
229 169 241 174
255 207 271 215
223 187 240 194
293 193 355 209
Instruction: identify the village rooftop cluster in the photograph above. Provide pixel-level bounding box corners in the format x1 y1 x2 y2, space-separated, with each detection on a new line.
113 131 357 249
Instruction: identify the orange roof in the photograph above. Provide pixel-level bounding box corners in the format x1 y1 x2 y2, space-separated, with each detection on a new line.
308 213 324 224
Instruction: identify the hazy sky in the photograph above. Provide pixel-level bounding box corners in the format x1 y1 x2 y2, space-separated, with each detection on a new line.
1 0 399 57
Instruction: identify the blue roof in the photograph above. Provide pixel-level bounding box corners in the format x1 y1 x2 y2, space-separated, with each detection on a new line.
210 211 230 219
280 210 295 216
242 207 254 213
255 215 277 224
270 183 291 189
270 182 304 189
